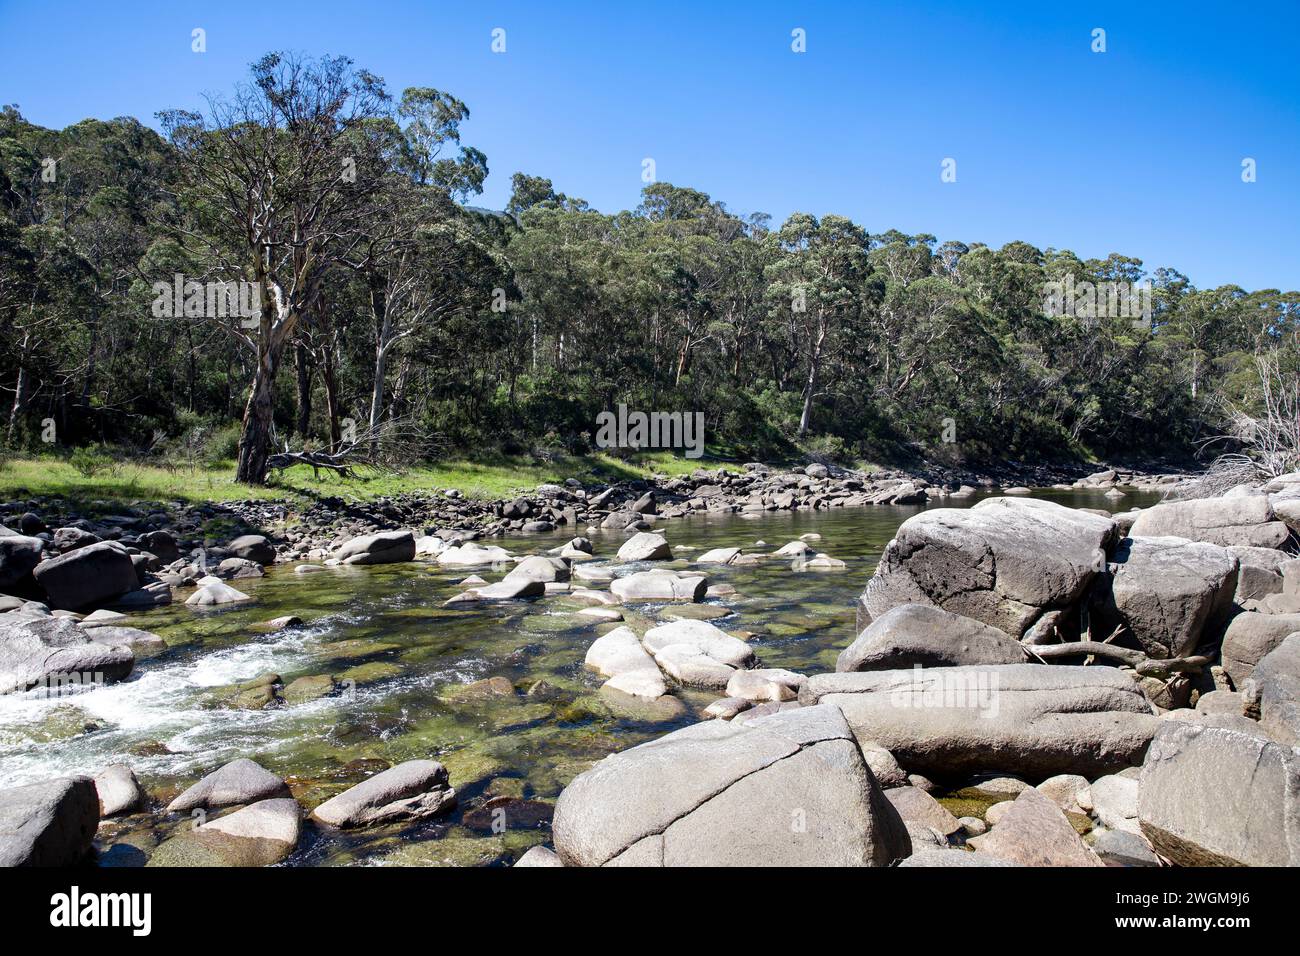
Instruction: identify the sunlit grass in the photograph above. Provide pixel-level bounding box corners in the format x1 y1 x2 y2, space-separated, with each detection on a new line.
0 449 723 509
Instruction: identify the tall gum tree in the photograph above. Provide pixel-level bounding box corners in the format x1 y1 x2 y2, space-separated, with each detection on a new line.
159 53 389 483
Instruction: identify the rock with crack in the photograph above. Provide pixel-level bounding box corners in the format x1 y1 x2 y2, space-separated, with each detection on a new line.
337 530 416 566
968 787 1102 866
801 664 1159 781
167 758 289 813
1138 721 1300 866
1241 632 1300 745
1129 495 1290 549
552 704 911 866
695 547 740 565
584 626 668 699
1219 611 1300 686
1089 536 1237 659
310 760 456 828
616 532 672 562
610 570 706 602
857 497 1117 639
0 616 134 693
0 776 99 866
642 619 756 689
837 603 1025 672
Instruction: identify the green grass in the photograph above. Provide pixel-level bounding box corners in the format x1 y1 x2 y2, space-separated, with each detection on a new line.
0 449 724 510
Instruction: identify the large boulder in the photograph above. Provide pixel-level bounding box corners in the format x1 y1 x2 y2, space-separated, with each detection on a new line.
837 604 1025 672
610 570 706 602
0 776 99 866
642 619 756 689
32 541 138 610
337 530 415 566
1128 496 1290 549
228 534 275 564
616 532 672 562
1219 611 1300 686
1242 632 1300 745
858 498 1117 639
1089 536 1238 659
166 758 289 813
0 534 44 591
505 555 570 584
968 787 1102 866
552 704 911 866
0 616 134 693
802 664 1159 782
310 760 455 828
1138 721 1300 866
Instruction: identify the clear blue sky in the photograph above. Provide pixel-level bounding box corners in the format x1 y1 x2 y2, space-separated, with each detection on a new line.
2 0 1296 290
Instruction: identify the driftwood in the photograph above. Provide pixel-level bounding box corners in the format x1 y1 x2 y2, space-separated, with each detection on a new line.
1025 641 1212 679
266 448 357 479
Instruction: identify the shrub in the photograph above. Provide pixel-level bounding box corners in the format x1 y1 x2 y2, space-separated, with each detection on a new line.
69 445 115 478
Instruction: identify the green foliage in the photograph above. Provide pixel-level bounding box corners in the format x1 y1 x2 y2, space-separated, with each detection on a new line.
68 445 115 478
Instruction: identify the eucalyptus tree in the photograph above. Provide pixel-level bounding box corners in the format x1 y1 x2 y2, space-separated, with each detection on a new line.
159 52 392 483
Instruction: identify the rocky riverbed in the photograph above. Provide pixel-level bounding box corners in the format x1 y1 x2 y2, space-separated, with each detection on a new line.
1 463 1297 868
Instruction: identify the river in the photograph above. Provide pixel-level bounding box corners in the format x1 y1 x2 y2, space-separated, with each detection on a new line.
0 487 1162 866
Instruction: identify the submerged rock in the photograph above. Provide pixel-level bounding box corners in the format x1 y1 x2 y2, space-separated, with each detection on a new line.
552 704 911 866
150 797 301 867
609 570 706 602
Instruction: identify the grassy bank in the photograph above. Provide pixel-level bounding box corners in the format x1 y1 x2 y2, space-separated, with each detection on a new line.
0 451 718 509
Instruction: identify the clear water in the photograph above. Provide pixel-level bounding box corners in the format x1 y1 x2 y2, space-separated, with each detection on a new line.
0 488 1159 866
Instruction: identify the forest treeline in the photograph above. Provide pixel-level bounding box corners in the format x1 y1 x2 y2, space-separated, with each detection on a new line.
1 53 1296 484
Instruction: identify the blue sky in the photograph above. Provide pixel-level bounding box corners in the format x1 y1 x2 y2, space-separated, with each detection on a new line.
1 0 1296 290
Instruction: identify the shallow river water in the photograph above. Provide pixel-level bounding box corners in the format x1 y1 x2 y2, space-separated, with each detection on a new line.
0 487 1160 866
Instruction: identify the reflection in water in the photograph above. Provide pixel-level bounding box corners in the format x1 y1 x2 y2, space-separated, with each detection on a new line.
0 488 1159 865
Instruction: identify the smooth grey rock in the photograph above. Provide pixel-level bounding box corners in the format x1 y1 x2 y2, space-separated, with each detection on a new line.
0 533 44 590
616 532 672 562
1091 536 1237 658
1220 611 1300 685
0 776 98 866
514 845 563 867
0 616 134 693
968 787 1102 866
185 575 251 606
1138 721 1300 866
837 603 1025 672
1242 632 1300 745
802 664 1159 781
310 760 456 828
552 704 911 866
584 626 667 699
1089 773 1140 833
505 555 570 584
228 534 275 564
1129 496 1289 549
858 497 1117 638
338 530 415 566
32 541 138 610
885 785 961 836
1090 827 1161 867
609 570 706 602
643 619 755 689
167 758 289 813
93 764 142 816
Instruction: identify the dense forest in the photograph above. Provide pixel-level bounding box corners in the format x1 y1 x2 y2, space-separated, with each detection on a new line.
1 53 1296 484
